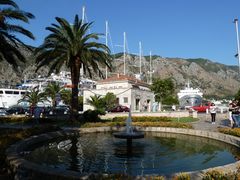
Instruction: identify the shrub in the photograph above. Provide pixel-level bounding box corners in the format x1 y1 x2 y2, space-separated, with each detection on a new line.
172 173 190 180
111 116 196 123
219 127 240 137
82 109 105 122
133 122 193 129
202 170 229 180
112 116 173 122
0 116 32 123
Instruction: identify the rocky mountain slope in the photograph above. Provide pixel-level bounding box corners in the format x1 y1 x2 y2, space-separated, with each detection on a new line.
113 53 240 99
0 47 239 99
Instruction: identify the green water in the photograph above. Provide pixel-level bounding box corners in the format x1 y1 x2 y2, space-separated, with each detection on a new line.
25 132 240 176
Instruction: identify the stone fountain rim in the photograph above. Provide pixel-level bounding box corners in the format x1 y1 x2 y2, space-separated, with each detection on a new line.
6 126 240 179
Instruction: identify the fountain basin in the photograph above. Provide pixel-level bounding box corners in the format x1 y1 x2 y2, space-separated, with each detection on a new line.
113 131 144 139
6 127 240 179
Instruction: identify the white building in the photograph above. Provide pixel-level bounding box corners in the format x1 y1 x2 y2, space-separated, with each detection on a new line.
83 74 154 112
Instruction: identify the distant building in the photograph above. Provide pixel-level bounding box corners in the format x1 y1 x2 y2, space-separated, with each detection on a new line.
83 74 154 112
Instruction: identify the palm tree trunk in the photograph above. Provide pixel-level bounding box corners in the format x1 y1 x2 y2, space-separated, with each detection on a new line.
70 59 81 121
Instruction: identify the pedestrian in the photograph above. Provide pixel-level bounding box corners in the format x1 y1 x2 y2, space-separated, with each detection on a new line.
209 103 217 124
231 100 240 128
229 100 235 127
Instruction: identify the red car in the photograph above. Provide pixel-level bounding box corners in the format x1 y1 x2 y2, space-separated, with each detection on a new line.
190 102 211 112
109 105 130 112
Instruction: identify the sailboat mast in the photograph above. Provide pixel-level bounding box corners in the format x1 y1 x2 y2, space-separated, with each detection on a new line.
105 21 108 79
234 18 240 74
139 41 142 75
82 6 85 22
150 51 152 84
80 6 86 78
123 32 126 75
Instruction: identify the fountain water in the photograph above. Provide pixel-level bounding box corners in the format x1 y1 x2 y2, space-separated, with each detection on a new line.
113 107 144 146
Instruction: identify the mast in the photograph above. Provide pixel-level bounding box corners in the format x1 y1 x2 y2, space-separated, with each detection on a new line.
139 41 142 75
234 18 240 73
105 21 108 79
80 6 86 78
123 32 126 75
149 51 152 84
82 6 85 22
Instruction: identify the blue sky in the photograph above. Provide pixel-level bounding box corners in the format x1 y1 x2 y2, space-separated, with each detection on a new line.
15 0 240 65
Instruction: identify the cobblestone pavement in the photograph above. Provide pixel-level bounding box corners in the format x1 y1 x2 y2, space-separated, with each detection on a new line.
191 112 231 131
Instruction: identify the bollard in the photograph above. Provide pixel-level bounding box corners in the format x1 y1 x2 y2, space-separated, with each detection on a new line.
193 111 198 118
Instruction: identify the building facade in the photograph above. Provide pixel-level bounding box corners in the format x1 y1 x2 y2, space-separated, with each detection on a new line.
83 75 155 112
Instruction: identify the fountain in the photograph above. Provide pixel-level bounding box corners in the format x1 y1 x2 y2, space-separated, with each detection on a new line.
113 107 144 147
6 107 240 178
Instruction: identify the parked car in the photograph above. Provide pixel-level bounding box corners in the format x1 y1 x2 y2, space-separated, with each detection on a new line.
189 102 211 113
43 105 70 117
0 108 8 116
108 105 130 113
6 105 29 115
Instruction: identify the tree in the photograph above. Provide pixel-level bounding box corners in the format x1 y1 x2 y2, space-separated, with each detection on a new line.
18 89 47 107
0 0 35 69
235 89 240 105
44 82 64 107
35 15 112 121
61 89 83 111
150 77 175 105
87 95 105 111
103 92 117 111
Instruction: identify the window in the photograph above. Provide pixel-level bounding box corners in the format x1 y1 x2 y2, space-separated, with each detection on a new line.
5 91 13 94
0 91 3 94
124 97 128 103
14 91 19 94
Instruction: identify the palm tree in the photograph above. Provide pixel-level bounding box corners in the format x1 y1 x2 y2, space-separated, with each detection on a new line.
0 0 35 69
18 89 47 107
44 82 64 107
87 95 105 110
35 15 112 120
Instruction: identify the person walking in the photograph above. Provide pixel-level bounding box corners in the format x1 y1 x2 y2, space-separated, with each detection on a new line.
209 103 217 124
231 100 240 128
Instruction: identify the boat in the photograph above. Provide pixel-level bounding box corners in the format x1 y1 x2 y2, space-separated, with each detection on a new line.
0 88 27 108
177 81 203 109
0 71 96 108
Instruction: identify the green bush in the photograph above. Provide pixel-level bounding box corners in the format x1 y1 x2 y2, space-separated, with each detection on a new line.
173 173 190 180
111 116 196 123
82 109 105 122
112 116 172 122
219 127 240 137
0 116 32 123
202 170 231 180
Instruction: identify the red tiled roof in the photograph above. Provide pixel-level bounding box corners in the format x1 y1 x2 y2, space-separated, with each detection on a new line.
98 74 149 87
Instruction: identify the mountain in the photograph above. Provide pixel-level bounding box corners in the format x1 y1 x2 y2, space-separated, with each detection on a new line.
0 46 239 99
112 54 240 99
